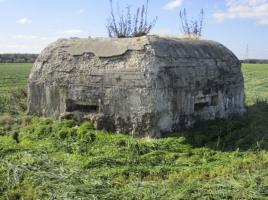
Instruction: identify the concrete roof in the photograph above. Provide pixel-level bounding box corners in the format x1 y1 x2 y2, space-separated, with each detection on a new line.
49 35 238 60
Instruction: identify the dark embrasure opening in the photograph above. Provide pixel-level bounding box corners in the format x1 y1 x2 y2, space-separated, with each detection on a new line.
66 99 99 113
194 102 209 112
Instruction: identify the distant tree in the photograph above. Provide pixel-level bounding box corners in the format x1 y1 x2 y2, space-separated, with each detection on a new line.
0 54 38 63
107 0 157 38
179 8 204 39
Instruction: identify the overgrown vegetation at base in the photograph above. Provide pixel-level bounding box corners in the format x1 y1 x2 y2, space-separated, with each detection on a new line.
0 63 267 199
182 100 268 151
1 113 268 199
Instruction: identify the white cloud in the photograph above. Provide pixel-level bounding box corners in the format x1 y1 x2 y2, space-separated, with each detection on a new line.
164 0 183 10
0 29 88 53
63 29 83 34
0 35 59 53
0 44 42 53
14 34 37 40
77 8 86 14
16 17 32 24
213 0 268 25
14 34 58 41
152 29 176 37
259 18 268 24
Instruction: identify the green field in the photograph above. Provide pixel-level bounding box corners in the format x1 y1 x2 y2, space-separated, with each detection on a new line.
0 63 32 94
243 64 268 105
0 63 267 199
0 64 32 114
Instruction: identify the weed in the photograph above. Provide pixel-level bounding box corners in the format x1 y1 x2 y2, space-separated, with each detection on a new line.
107 0 157 38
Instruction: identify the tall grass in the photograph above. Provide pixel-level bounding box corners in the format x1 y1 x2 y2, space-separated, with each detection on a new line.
0 113 267 199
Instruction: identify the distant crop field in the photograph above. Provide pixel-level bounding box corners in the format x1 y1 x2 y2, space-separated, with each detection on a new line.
0 63 32 113
243 63 268 104
0 63 32 94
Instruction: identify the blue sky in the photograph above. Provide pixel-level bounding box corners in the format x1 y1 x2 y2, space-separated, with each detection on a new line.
0 0 268 59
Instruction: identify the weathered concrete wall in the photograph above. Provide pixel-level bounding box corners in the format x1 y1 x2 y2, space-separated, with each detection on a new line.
28 36 245 137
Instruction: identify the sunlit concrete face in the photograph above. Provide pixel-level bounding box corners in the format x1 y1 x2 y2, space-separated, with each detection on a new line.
28 35 245 137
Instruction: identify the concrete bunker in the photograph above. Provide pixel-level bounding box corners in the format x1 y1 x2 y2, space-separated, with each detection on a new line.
28 36 245 137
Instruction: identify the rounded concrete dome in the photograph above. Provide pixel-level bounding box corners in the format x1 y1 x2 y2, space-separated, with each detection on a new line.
28 36 245 137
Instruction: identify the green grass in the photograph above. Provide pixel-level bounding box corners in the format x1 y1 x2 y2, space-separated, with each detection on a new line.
0 63 267 200
243 64 268 105
0 64 32 114
0 63 32 94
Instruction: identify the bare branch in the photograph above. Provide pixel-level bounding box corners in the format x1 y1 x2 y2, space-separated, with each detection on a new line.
179 8 205 39
107 0 157 38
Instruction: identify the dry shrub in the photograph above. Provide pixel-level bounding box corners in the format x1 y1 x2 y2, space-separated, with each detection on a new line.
107 0 157 38
179 8 204 39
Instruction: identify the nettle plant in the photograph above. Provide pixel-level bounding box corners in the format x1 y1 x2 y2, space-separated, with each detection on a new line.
179 8 204 39
107 0 157 38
